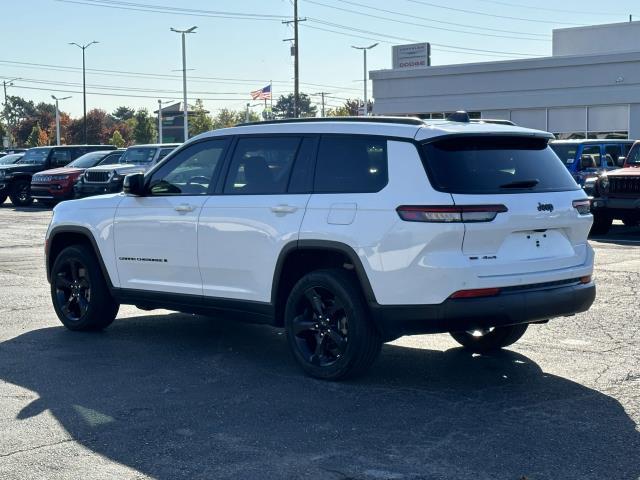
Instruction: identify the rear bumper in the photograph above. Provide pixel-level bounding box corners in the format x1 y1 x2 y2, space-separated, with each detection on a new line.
370 281 595 341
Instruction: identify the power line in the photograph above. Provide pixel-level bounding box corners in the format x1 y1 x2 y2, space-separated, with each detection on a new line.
307 19 541 56
0 59 361 92
57 0 545 58
306 0 550 41
400 0 584 25
471 0 638 17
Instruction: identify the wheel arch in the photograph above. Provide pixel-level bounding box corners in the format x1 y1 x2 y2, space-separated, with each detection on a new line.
271 240 378 327
47 226 114 289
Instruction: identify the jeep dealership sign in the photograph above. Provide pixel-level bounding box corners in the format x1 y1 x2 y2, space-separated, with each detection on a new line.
392 43 430 70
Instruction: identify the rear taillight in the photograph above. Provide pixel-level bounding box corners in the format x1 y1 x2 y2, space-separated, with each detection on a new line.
572 199 591 215
450 287 501 299
396 205 507 223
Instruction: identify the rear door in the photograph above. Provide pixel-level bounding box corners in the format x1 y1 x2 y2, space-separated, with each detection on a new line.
422 135 591 276
198 135 312 302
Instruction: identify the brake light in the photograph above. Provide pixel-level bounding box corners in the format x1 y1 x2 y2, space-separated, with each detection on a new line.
396 205 507 223
450 288 501 299
572 199 591 215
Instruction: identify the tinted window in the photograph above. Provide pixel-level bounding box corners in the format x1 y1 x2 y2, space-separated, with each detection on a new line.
224 137 300 195
580 145 601 170
51 149 72 166
603 145 622 167
20 148 51 165
98 152 123 165
422 136 579 194
148 140 227 196
314 136 388 193
120 147 156 164
67 152 110 168
549 144 578 164
158 148 175 161
626 144 640 166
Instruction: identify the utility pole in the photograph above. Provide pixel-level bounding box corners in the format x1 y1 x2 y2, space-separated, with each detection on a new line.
171 26 197 141
312 92 328 116
2 78 19 106
69 41 98 144
351 43 378 116
156 99 172 144
51 95 71 146
282 1 306 118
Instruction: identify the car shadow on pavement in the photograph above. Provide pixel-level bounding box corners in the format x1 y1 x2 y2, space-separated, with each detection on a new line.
1 313 638 480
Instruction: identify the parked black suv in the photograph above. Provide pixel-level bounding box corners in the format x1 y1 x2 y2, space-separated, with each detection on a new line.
0 145 116 206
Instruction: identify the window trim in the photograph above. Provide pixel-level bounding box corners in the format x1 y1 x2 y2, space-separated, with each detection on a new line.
311 133 390 195
144 137 231 197
220 134 305 196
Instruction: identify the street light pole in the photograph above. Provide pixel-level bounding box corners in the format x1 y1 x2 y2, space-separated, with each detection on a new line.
170 26 197 141
69 41 98 144
51 95 71 146
351 43 378 116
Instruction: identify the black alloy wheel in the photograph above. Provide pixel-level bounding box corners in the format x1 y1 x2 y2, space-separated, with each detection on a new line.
285 269 381 380
9 180 34 206
54 258 92 322
291 286 349 368
50 245 119 331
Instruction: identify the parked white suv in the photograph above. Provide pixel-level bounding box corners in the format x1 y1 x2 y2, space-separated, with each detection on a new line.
45 115 596 379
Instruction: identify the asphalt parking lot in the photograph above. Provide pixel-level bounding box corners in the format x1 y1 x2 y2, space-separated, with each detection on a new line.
0 203 638 480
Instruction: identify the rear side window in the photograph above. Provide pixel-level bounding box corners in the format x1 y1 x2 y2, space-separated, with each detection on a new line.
314 136 388 193
224 137 301 194
549 144 577 164
422 136 579 194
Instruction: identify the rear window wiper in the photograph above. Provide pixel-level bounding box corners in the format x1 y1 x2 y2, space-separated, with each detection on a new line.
499 179 540 189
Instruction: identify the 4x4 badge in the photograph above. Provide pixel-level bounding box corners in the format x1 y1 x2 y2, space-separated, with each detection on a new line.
537 203 554 212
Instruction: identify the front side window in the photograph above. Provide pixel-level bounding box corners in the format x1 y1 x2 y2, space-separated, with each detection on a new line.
422 136 579 194
148 140 227 196
626 143 640 166
603 145 622 167
314 136 388 193
224 137 301 194
549 144 577 164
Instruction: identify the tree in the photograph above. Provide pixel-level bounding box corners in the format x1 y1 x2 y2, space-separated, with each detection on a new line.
272 93 317 119
109 130 125 148
2 96 36 130
26 124 48 147
112 106 135 122
189 99 213 137
133 108 156 144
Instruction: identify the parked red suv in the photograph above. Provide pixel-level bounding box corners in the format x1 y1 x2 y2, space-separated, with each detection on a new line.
31 149 124 205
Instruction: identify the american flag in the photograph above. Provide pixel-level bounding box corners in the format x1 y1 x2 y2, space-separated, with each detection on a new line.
250 84 272 100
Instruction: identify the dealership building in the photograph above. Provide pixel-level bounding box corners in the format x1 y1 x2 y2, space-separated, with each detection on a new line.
371 21 640 140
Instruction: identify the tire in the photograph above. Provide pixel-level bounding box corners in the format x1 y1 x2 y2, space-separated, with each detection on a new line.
450 323 529 353
284 269 381 380
590 212 612 235
9 180 34 207
50 244 119 331
0 194 7 205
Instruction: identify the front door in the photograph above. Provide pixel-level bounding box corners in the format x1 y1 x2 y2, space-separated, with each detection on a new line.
114 138 229 295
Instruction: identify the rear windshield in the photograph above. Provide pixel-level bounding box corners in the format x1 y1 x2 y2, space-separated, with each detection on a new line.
119 147 156 164
422 136 579 194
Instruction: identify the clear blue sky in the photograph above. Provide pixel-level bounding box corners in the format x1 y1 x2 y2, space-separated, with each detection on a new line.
1 0 638 118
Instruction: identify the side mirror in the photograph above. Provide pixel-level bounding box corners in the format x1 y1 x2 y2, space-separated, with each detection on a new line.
123 173 145 196
617 156 626 167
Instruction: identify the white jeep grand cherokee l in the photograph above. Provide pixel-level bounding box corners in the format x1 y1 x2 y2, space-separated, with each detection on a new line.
45 115 595 380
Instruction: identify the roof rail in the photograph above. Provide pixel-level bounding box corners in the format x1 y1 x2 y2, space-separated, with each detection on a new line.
236 116 426 127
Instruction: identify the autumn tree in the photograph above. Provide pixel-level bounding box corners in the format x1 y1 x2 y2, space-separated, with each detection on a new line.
133 108 156 144
26 124 49 147
188 99 213 137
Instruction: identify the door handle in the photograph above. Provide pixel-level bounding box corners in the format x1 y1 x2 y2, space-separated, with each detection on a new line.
175 204 196 213
270 204 297 214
